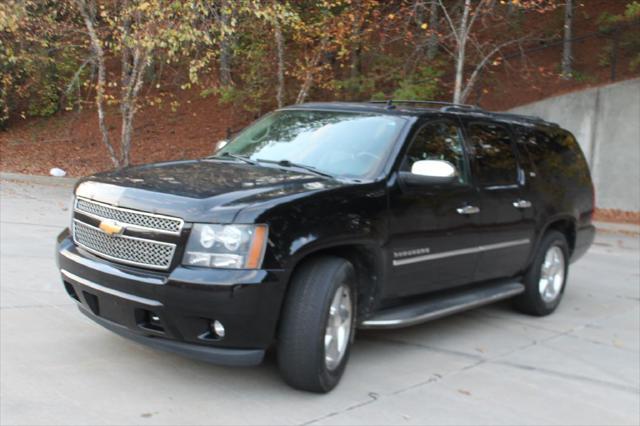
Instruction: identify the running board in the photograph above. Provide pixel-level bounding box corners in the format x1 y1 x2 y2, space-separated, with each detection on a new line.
359 281 525 329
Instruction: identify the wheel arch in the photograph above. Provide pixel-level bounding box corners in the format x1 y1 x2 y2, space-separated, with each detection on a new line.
538 215 577 255
277 242 385 333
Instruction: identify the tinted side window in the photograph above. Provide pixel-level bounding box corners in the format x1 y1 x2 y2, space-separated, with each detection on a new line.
467 122 518 186
519 127 590 184
553 131 590 182
403 121 468 183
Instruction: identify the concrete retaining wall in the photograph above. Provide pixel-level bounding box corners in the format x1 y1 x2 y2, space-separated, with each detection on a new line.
509 78 640 212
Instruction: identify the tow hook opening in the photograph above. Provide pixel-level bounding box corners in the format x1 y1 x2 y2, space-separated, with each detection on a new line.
136 309 165 334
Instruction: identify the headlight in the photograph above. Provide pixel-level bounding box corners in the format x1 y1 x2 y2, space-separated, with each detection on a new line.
183 224 268 269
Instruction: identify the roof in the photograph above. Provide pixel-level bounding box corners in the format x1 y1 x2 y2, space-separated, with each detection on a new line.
282 101 559 128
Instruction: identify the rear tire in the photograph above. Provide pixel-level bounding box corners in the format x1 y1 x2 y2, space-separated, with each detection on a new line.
277 256 356 393
514 230 569 316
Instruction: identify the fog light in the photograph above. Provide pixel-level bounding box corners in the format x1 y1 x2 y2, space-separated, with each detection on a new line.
211 320 225 338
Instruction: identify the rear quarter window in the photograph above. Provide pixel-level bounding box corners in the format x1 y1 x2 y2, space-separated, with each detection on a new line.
518 127 590 187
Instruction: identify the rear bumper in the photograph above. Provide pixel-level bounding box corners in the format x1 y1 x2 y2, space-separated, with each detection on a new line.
56 229 287 366
571 224 595 263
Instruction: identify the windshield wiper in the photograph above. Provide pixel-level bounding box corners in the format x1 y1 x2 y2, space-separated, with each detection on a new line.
208 154 333 178
207 152 257 165
256 159 334 179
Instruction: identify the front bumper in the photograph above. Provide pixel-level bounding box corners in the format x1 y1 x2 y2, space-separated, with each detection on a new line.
56 229 287 366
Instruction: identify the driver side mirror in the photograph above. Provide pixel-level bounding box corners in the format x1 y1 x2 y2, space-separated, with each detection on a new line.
399 160 458 187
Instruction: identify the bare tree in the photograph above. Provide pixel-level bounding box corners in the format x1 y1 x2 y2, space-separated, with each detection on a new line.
119 1 150 166
75 0 120 167
438 0 536 104
440 0 484 103
216 0 235 87
119 50 148 166
561 0 573 78
274 15 285 108
426 0 439 60
349 0 364 89
403 0 435 75
74 0 190 168
295 48 324 104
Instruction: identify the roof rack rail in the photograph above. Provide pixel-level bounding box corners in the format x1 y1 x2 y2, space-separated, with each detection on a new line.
366 99 557 127
486 111 558 127
368 99 483 111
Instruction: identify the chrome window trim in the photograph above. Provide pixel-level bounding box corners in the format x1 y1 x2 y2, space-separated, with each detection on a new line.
72 219 176 271
393 239 530 267
483 184 520 191
74 197 184 235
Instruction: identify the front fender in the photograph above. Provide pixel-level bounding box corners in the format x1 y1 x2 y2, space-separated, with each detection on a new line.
247 181 389 271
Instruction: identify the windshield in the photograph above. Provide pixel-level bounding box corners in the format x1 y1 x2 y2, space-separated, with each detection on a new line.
216 110 407 179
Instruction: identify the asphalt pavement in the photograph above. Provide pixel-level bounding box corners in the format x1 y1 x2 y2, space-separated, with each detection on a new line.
1 174 639 425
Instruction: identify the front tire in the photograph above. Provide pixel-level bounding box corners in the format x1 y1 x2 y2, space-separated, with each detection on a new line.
514 230 569 316
277 256 356 393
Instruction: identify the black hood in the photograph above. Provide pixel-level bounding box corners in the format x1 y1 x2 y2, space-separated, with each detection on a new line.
74 159 344 223
86 159 331 198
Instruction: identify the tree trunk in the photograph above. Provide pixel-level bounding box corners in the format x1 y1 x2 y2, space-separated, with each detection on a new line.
295 69 314 104
75 0 120 168
453 0 471 104
426 0 439 60
219 41 233 86
350 46 361 80
274 16 285 108
120 47 147 167
561 0 573 78
218 0 234 87
295 48 323 104
348 0 363 99
120 2 133 166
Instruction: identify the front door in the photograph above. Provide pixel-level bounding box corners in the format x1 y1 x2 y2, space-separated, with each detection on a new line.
462 120 535 282
386 119 482 299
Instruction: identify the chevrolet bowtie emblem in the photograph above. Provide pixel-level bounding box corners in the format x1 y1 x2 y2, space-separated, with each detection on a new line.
99 219 125 236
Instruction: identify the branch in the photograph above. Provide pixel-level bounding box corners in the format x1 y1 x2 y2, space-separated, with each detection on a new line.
64 58 91 96
464 0 491 36
437 42 457 60
459 0 471 42
438 0 460 44
460 37 526 102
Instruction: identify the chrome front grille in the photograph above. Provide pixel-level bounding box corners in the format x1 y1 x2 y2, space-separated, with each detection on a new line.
72 197 183 270
73 220 176 270
75 198 183 234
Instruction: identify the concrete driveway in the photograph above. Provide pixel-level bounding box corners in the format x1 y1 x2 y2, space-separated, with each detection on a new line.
1 175 639 426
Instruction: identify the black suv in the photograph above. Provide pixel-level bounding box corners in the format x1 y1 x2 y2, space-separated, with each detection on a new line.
56 101 595 392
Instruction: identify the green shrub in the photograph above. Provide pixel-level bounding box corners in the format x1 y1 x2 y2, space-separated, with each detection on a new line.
391 66 442 100
199 87 216 99
333 75 376 100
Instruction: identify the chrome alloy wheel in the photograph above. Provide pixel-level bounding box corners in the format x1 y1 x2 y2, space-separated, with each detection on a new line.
324 285 353 371
538 245 566 303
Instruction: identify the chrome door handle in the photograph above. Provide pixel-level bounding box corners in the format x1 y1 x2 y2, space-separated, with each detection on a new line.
513 199 532 209
457 205 480 215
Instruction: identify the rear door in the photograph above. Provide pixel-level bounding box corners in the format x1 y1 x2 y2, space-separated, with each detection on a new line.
462 120 536 282
386 118 482 298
